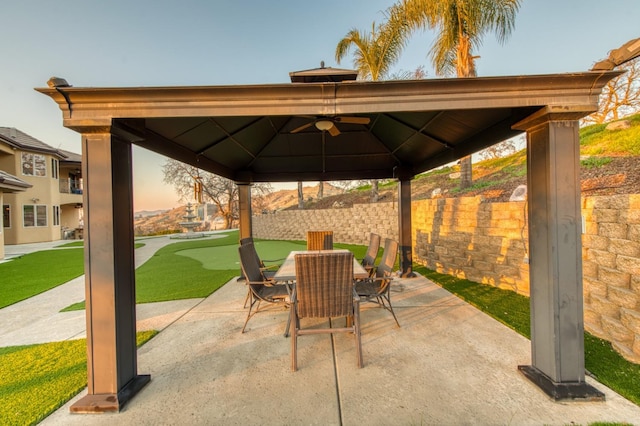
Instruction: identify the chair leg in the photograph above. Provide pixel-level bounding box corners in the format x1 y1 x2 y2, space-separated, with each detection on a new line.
291 311 298 372
243 288 250 309
284 304 292 338
241 296 261 333
381 292 400 328
241 298 255 333
354 302 363 368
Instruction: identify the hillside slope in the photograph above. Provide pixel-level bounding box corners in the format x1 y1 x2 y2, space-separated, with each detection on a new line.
298 115 640 209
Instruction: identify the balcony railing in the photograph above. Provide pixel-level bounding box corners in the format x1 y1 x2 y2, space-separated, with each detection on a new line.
59 178 83 194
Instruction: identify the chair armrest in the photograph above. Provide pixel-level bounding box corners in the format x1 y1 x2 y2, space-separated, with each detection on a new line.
262 257 285 262
260 264 280 271
246 279 273 286
364 274 393 283
246 278 286 287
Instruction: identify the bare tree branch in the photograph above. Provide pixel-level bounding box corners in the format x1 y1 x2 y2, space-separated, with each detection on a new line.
583 58 640 125
162 159 271 229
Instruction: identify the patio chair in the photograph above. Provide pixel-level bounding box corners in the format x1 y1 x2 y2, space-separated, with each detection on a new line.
360 233 381 277
238 239 279 308
238 243 291 335
373 237 398 275
355 238 400 327
290 252 363 371
306 230 333 250
240 237 284 270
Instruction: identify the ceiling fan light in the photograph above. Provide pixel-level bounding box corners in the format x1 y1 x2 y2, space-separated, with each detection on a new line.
315 120 333 131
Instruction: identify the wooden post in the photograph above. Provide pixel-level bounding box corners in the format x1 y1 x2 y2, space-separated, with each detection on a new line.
238 183 252 241
398 178 413 277
71 131 149 413
514 112 604 401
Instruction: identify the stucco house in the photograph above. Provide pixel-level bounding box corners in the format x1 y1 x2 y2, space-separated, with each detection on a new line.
0 170 31 258
0 127 83 250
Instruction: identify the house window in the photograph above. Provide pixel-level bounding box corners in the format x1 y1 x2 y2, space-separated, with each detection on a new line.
51 159 59 179
2 204 9 229
53 205 60 226
23 205 47 227
22 153 47 177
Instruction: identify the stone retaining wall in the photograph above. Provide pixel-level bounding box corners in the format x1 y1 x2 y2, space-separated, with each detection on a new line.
582 195 640 363
253 194 640 363
411 197 531 294
253 203 398 245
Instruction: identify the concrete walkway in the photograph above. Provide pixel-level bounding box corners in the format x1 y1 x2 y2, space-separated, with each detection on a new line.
0 233 228 347
40 273 640 425
4 235 640 425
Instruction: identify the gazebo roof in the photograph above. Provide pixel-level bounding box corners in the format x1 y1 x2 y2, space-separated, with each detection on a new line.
36 71 618 183
289 63 358 83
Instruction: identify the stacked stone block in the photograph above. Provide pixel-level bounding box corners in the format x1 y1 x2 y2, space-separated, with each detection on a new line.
253 203 398 246
412 197 530 295
582 195 640 363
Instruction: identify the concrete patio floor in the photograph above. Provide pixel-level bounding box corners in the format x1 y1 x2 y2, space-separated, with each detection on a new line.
41 273 640 425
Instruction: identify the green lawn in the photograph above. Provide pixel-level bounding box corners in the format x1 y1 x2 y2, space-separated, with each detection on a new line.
0 249 84 309
0 331 156 426
62 238 367 310
0 244 143 310
415 265 640 407
135 232 242 303
63 233 246 310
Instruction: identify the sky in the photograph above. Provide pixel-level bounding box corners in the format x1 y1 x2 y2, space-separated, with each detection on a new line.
2 0 639 211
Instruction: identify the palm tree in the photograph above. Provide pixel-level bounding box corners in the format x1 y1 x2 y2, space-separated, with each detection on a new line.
386 0 521 187
297 181 304 209
335 19 409 81
335 19 409 200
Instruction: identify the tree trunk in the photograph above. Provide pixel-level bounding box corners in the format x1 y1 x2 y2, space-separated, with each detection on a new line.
459 155 472 189
370 179 379 202
297 182 304 209
317 181 324 199
223 213 233 229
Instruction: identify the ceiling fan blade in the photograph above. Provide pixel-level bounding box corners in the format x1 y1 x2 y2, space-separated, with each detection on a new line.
290 122 314 134
334 116 370 125
327 124 340 137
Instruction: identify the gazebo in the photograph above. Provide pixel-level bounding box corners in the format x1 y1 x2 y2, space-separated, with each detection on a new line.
38 67 619 412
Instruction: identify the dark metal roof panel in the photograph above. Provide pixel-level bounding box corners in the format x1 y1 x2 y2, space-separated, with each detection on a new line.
289 64 358 83
0 127 67 158
0 170 32 192
58 149 82 163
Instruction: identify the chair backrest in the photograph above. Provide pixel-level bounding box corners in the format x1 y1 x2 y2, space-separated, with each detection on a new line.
374 256 394 280
361 233 381 268
307 230 333 250
378 238 398 273
238 243 266 288
240 237 266 267
294 252 354 318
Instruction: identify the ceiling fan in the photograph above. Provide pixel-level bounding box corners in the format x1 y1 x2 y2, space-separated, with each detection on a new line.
290 116 370 137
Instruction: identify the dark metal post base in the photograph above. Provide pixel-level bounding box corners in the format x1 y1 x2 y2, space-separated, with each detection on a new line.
70 374 151 413
518 365 605 402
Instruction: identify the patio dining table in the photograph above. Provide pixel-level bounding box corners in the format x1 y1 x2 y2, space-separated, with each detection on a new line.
273 249 369 282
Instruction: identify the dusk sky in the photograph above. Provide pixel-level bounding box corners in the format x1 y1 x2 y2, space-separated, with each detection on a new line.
2 0 638 211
